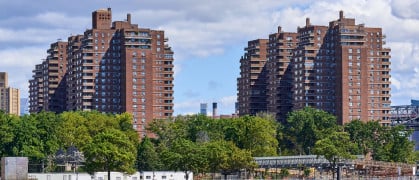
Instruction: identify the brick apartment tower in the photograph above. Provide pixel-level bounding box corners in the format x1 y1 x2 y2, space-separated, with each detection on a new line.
237 39 268 116
0 72 20 115
266 27 298 122
29 64 43 112
29 8 175 137
238 11 391 124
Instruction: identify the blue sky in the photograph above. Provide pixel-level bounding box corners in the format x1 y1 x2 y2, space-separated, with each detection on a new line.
0 0 418 115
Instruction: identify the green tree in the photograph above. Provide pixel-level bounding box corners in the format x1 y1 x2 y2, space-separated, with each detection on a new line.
224 116 278 156
160 138 208 179
373 125 414 163
313 131 355 180
57 111 92 150
137 137 161 171
10 112 61 172
0 111 16 157
148 117 188 145
83 129 137 179
344 120 383 155
285 107 338 155
204 140 256 179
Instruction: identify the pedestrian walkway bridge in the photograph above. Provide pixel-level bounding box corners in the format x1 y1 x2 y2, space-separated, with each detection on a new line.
254 155 364 168
254 155 416 177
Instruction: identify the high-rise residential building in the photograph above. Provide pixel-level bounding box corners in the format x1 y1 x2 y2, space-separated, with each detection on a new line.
266 27 298 122
29 41 68 113
237 11 391 125
0 72 21 115
237 39 268 116
29 64 44 113
0 72 7 88
29 8 175 137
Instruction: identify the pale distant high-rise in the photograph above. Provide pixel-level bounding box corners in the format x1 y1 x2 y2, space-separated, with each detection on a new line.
0 72 21 115
200 103 208 115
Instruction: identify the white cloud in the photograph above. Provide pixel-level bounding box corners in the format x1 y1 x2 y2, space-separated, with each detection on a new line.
0 47 45 67
33 12 90 29
219 95 237 107
390 0 419 19
390 76 401 90
0 28 69 44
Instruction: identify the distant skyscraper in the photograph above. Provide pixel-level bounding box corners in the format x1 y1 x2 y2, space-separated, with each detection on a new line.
0 72 20 115
200 103 207 115
29 8 175 137
238 11 391 125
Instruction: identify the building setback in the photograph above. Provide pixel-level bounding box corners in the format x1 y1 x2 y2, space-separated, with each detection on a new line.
266 27 298 123
0 72 20 115
237 11 391 125
29 8 175 137
237 39 268 116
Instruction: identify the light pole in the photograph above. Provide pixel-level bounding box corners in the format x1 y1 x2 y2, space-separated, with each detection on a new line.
308 147 311 155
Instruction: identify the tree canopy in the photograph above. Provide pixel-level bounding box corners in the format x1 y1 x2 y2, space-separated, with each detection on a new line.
83 129 137 178
0 108 416 178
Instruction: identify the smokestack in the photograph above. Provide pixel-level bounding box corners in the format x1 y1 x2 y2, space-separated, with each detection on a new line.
212 102 217 118
127 13 131 23
339 10 344 20
306 18 310 27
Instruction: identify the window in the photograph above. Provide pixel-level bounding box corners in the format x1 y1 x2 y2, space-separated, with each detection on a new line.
348 48 352 53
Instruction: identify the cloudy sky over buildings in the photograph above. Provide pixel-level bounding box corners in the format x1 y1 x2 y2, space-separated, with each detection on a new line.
0 0 418 115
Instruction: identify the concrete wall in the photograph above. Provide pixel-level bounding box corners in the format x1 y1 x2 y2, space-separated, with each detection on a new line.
1 157 28 180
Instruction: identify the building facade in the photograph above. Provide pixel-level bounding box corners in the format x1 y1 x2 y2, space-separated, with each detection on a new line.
0 72 21 115
237 11 391 125
266 27 298 122
29 8 175 136
237 39 268 116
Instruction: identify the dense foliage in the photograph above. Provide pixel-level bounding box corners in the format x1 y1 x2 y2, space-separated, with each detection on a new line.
0 111 138 175
0 107 416 178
